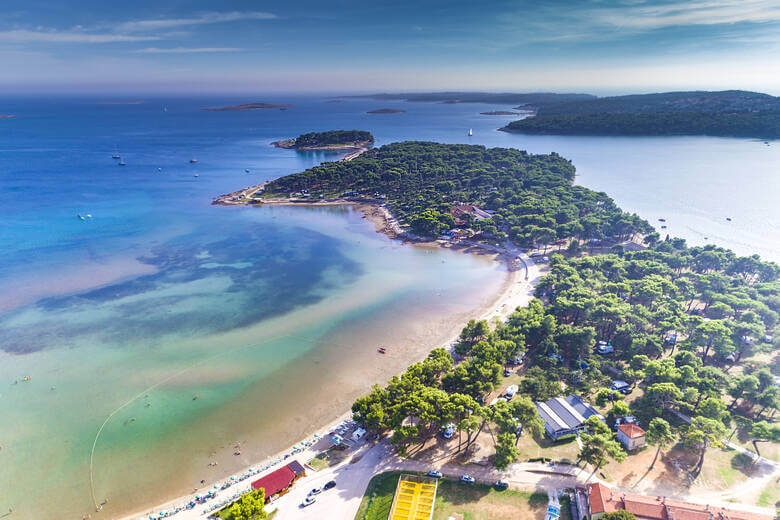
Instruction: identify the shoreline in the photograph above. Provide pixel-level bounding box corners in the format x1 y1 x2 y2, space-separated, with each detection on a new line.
120 261 538 520
271 139 373 154
120 203 541 520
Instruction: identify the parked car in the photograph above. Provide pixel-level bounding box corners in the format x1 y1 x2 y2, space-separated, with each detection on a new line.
512 352 526 365
323 480 336 490
460 475 476 484
529 252 543 258
503 368 512 377
301 497 316 507
505 384 519 398
493 480 509 490
442 423 456 439
427 470 443 479
309 487 322 495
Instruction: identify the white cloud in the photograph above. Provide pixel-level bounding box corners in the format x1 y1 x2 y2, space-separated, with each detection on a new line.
0 29 160 43
117 12 277 32
133 47 244 53
594 0 780 30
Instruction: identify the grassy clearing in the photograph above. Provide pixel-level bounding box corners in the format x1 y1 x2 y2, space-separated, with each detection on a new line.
514 433 580 465
758 481 780 508
307 448 348 471
354 471 562 520
354 471 403 520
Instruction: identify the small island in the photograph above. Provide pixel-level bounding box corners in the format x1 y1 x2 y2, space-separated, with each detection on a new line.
203 103 293 111
480 111 520 115
272 130 374 151
367 108 406 114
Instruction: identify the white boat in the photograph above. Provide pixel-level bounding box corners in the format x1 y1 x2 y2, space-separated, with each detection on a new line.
468 128 473 136
118 159 126 166
190 158 198 163
112 146 120 159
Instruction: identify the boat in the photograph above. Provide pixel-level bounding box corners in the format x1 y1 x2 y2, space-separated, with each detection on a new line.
377 347 387 354
77 214 85 221
245 169 250 173
118 159 126 166
190 158 198 163
658 218 666 222
726 217 732 221
468 128 473 136
193 173 199 178
661 225 667 229
112 146 120 159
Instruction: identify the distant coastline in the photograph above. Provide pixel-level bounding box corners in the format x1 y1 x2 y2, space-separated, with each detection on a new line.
500 90 780 139
480 111 520 115
97 100 144 105
367 108 406 114
203 103 293 111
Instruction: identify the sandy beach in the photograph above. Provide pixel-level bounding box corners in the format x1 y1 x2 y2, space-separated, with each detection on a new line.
118 220 542 520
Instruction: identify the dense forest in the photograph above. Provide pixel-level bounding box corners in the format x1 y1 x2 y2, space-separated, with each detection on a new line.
352 240 780 471
535 90 780 116
261 142 652 245
293 130 373 147
502 111 780 138
280 141 780 473
502 90 780 138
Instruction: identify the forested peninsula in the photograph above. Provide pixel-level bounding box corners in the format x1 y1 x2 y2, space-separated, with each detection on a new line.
260 141 653 245
226 140 779 473
272 130 374 150
502 90 780 138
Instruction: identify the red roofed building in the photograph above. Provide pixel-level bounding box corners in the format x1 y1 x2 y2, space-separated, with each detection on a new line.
616 423 646 450
251 460 306 502
586 483 773 520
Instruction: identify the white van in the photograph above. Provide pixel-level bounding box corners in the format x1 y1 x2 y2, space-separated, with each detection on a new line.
596 341 614 354
610 380 630 394
505 384 519 398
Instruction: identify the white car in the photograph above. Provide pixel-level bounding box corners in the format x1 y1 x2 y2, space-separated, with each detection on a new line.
309 487 322 495
301 496 316 507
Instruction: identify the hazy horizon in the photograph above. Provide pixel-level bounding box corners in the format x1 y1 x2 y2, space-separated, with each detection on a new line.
2 0 779 94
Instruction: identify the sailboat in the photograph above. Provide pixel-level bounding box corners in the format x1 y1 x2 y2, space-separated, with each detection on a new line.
118 158 126 166
468 128 473 136
112 146 120 159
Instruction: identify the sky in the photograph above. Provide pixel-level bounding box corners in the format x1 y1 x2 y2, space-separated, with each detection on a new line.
2 0 780 94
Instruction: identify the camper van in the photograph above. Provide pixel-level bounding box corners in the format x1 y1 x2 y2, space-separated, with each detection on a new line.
610 380 631 394
596 341 614 354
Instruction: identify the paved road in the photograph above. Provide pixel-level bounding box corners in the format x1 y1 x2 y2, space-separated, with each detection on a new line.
272 439 589 520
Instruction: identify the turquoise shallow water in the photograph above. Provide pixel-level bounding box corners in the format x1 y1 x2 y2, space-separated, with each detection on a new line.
0 95 777 519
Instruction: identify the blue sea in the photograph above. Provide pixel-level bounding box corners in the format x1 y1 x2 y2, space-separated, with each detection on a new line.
0 94 777 519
